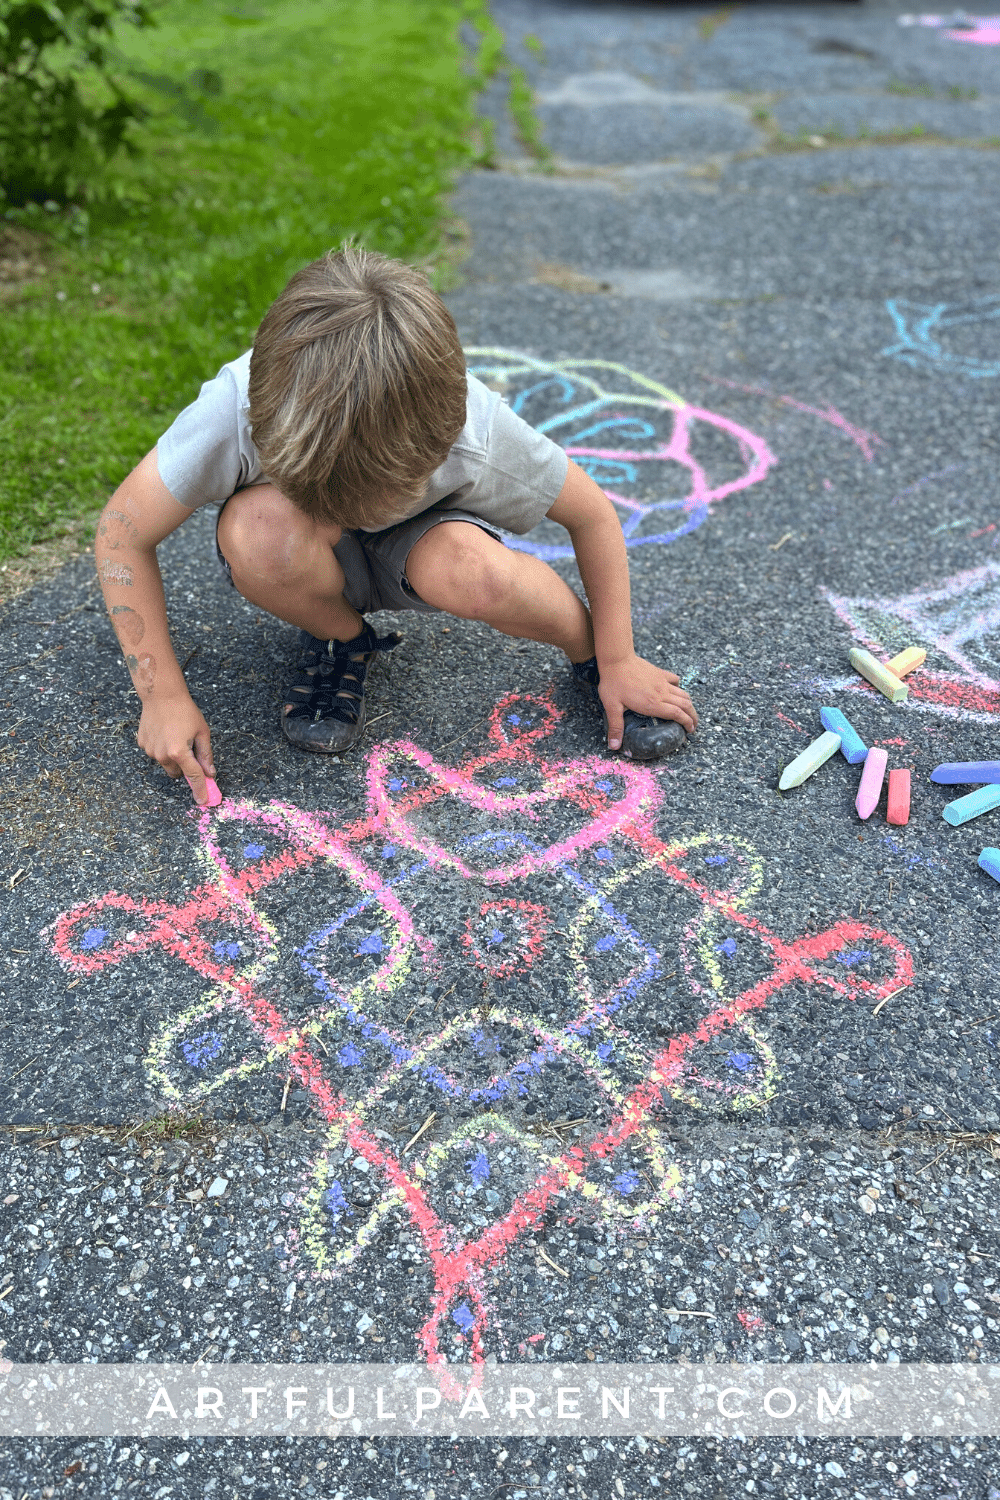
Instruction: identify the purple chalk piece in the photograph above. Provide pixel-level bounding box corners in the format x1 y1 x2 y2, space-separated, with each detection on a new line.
337 1043 365 1067
81 927 107 951
242 843 266 859
704 854 729 867
213 940 240 960
452 1303 476 1332
381 844 396 859
488 928 506 945
612 1171 640 1195
506 715 521 726
931 762 1000 785
594 847 614 862
387 778 407 791
594 934 619 952
835 950 870 967
595 779 615 792
726 1051 754 1073
355 933 383 956
597 1041 614 1060
716 938 738 958
493 777 518 788
468 1150 490 1187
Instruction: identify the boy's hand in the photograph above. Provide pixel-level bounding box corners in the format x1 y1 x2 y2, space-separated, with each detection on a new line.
598 653 699 748
137 693 217 805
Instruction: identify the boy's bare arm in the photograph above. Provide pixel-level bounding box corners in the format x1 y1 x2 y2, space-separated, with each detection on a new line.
95 448 217 805
546 459 698 745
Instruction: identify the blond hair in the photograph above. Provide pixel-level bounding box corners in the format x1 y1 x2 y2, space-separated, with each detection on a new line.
248 246 467 530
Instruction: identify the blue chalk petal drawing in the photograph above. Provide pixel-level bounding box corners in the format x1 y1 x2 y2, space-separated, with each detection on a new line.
882 297 1000 378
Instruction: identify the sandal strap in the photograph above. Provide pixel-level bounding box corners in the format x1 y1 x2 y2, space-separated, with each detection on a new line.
284 627 401 725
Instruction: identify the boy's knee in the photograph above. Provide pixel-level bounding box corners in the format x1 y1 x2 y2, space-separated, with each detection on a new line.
409 523 513 618
218 487 317 589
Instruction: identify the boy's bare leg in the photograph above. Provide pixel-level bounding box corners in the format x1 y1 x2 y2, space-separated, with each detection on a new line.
217 486 364 642
406 521 596 662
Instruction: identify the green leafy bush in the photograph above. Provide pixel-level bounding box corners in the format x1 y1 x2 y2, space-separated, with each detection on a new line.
0 0 154 205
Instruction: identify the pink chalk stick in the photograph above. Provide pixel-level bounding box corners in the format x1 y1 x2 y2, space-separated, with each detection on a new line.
886 768 911 827
855 747 888 820
185 774 223 807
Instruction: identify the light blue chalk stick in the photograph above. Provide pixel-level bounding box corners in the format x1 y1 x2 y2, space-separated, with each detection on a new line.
778 730 842 791
979 847 1000 884
942 784 1000 827
820 707 868 765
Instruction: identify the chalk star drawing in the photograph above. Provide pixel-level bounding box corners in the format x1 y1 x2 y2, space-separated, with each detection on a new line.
818 562 1000 722
882 297 1000 379
465 349 775 558
47 694 911 1381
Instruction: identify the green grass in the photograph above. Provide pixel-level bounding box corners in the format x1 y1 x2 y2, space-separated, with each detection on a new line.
0 0 503 563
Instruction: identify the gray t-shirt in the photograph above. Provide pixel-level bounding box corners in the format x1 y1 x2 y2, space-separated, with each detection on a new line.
155 350 568 535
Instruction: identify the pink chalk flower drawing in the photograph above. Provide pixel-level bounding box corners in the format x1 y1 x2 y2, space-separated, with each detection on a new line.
46 695 912 1379
465 349 775 557
821 561 1000 723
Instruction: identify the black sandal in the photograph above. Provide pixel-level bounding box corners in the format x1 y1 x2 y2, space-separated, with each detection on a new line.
571 655 687 761
281 626 401 754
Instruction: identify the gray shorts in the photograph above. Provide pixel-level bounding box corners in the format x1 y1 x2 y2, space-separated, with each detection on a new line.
214 499 504 616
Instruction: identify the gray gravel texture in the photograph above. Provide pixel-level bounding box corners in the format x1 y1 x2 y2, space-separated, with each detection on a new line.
3 0 1000 1496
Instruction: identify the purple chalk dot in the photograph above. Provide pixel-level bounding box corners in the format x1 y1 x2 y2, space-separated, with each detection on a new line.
181 1031 224 1068
80 927 107 951
595 934 618 952
612 1171 640 1196
355 933 383 956
325 1180 353 1222
597 1041 613 1060
716 937 737 958
381 845 396 858
493 777 518 788
704 854 729 867
726 1051 754 1073
337 1043 365 1067
834 950 870 968
595 779 614 792
213 940 240 960
594 847 614 862
506 714 521 726
487 928 506 945
387 778 407 792
243 843 266 859
452 1303 475 1332
468 1150 490 1187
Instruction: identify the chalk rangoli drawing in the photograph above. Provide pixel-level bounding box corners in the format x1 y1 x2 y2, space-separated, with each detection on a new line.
47 694 912 1380
898 12 1000 43
882 297 1000 378
465 350 775 558
817 562 1000 722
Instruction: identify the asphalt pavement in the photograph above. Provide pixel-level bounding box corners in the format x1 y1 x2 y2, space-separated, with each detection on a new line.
2 1 1000 1495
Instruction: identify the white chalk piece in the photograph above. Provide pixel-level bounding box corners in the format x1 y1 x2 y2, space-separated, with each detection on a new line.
855 746 888 820
979 848 1000 884
820 706 867 765
848 648 908 704
778 730 842 791
942 784 1000 827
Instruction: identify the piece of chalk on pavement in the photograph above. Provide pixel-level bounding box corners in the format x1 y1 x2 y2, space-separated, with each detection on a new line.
887 768 911 826
885 647 926 679
778 730 842 790
848 648 908 704
855 746 888 819
979 847 1000 884
930 761 1000 785
820 706 868 765
942 783 1000 827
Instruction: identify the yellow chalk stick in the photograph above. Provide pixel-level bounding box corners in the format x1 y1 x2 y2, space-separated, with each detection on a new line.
848 648 908 704
885 647 926 679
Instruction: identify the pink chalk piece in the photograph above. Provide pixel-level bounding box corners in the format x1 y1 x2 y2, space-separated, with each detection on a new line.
185 774 222 807
886 768 911 827
855 747 889 820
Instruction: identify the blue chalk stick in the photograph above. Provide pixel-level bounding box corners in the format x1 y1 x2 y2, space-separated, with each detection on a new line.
979 847 1000 884
820 707 868 765
942 784 1000 827
930 761 1000 785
